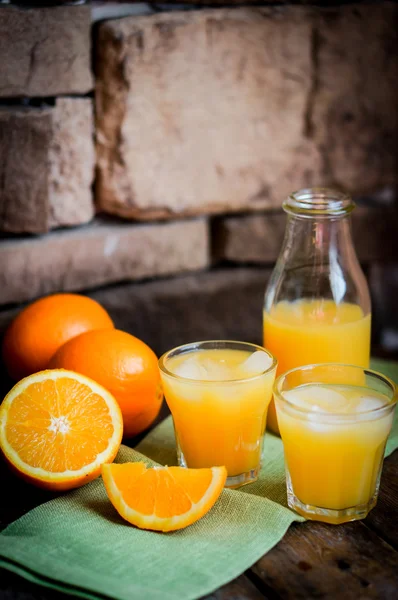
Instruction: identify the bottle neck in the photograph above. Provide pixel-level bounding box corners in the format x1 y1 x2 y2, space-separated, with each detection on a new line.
268 213 370 313
280 188 359 272
281 214 355 269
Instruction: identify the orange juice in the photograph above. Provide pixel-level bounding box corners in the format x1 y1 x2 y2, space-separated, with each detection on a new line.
263 299 371 433
160 346 276 487
275 383 395 523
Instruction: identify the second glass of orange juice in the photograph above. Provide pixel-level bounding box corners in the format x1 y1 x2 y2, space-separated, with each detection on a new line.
274 364 396 524
263 188 371 433
159 341 277 488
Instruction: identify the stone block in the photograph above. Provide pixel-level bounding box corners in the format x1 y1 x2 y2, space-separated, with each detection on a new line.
0 218 209 305
0 98 95 233
213 212 286 264
0 5 92 97
95 8 320 219
213 205 398 264
95 5 397 221
312 4 398 194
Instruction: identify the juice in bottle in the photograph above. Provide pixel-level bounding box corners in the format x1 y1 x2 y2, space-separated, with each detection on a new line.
159 342 277 488
264 299 371 431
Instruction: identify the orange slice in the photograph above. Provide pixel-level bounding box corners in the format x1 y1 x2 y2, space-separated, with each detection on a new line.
102 462 227 532
0 369 123 491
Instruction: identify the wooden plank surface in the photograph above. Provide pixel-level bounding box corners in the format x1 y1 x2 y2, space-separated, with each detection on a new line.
250 516 398 600
365 451 398 550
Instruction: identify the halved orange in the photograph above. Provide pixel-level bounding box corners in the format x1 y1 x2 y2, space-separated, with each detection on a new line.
0 369 123 491
102 462 227 532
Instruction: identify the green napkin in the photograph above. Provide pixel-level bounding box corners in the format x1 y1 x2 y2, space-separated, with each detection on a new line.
0 359 397 600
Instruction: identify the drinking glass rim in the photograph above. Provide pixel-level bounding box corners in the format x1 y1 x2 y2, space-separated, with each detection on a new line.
158 340 278 384
274 362 397 417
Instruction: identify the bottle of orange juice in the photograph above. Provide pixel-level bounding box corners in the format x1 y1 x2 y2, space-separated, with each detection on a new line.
263 188 371 434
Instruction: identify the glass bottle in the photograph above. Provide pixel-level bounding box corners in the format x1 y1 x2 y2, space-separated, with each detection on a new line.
263 188 371 434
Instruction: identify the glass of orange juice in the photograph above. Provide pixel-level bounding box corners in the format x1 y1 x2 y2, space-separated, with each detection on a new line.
274 364 397 524
159 341 277 488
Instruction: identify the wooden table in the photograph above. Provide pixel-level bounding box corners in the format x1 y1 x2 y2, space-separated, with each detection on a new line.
1 405 397 600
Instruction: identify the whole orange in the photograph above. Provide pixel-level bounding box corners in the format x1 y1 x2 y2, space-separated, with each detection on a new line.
50 329 162 438
2 294 114 380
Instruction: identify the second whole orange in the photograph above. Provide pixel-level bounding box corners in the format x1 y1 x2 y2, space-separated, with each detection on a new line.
50 329 163 438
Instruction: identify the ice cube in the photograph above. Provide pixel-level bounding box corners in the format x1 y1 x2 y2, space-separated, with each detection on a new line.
284 385 347 413
240 351 273 375
354 395 385 413
283 390 312 410
302 385 347 412
174 357 207 380
200 358 232 381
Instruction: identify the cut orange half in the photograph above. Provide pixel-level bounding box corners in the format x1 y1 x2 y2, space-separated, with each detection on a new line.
102 462 227 532
0 369 123 491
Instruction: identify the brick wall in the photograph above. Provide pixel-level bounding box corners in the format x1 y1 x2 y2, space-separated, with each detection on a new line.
0 1 397 355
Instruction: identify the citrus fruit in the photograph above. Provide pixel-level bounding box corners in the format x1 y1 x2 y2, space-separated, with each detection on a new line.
50 329 162 438
0 369 123 491
2 293 114 380
102 462 227 531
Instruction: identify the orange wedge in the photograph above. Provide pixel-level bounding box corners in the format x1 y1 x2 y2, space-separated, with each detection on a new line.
0 369 123 491
102 462 227 532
